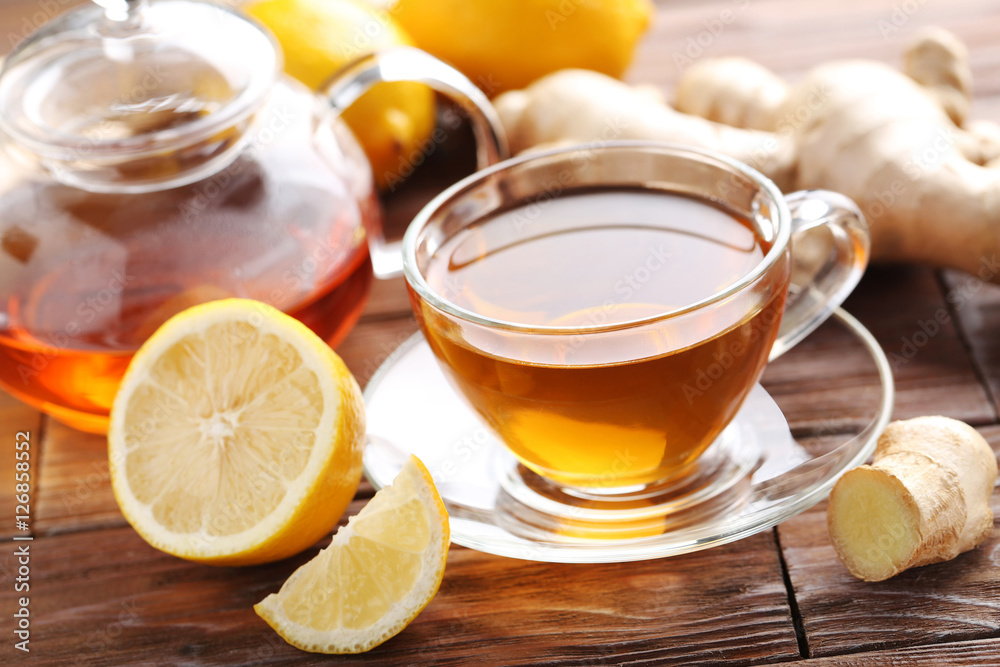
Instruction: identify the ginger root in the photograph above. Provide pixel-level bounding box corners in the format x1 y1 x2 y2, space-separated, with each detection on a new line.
494 68 797 190
494 28 1000 280
827 416 997 582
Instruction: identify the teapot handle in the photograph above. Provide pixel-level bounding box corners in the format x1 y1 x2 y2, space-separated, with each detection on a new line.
323 47 510 279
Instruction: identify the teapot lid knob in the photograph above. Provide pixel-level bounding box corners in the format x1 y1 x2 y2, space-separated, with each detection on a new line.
93 0 147 23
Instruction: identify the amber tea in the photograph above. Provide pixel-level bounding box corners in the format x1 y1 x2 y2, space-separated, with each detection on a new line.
417 189 787 489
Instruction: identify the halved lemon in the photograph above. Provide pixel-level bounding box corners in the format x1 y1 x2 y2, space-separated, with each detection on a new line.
255 455 450 654
108 298 365 566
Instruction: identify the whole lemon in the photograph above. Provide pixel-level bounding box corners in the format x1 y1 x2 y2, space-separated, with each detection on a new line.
245 0 435 189
393 0 654 96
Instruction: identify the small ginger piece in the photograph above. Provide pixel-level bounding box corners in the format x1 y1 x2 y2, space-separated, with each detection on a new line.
827 416 997 582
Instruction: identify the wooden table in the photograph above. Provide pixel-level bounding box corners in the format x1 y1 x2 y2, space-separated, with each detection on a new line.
3 0 1000 664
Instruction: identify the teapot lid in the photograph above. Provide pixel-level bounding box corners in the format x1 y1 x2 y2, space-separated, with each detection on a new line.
0 0 281 191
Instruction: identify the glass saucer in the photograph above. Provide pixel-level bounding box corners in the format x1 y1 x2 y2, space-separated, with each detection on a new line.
363 308 894 563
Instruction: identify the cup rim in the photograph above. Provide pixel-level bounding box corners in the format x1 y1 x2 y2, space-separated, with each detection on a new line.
402 140 791 334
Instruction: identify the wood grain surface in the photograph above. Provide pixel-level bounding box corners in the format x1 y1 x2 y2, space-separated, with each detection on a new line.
2 527 800 666
2 0 1000 665
778 637 1000 666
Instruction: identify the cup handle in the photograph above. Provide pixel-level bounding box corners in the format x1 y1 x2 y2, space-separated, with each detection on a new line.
322 47 510 280
768 190 870 361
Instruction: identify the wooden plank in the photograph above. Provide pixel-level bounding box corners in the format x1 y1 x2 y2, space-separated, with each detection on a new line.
0 392 43 541
777 637 1000 665
32 419 123 536
335 315 419 390
761 317 888 436
0 522 798 666
762 266 995 434
775 426 1000 658
940 269 1000 415
845 267 995 423
358 274 411 321
20 235 995 660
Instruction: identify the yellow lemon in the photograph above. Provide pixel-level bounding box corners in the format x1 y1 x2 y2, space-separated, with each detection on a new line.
245 0 435 189
255 455 450 653
108 298 366 566
393 0 654 95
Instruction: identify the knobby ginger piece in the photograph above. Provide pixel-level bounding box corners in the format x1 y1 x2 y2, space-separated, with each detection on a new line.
827 416 997 582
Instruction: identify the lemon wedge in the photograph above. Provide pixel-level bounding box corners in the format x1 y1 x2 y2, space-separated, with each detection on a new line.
108 298 365 566
255 455 450 653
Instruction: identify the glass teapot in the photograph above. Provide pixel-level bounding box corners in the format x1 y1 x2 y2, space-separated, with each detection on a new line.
0 0 506 433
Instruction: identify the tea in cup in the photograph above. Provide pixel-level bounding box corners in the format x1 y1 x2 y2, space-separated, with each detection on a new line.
403 142 868 492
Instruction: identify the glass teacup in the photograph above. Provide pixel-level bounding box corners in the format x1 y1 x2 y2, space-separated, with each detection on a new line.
403 142 868 493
